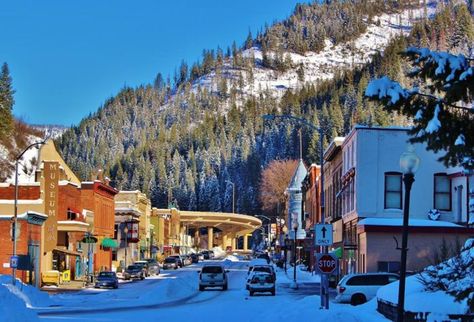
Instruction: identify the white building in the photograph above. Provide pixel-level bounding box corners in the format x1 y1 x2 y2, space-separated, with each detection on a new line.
333 126 473 273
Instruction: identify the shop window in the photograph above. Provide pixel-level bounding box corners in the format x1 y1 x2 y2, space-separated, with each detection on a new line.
385 172 402 209
377 261 400 273
112 250 117 261
434 173 451 211
114 224 118 240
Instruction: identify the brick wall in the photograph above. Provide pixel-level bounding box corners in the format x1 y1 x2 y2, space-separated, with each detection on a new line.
0 219 42 284
0 185 40 200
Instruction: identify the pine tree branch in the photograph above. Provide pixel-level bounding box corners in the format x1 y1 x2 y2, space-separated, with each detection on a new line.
413 92 474 113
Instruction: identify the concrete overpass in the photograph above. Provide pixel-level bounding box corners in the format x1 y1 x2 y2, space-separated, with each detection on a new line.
152 209 262 252
180 211 262 251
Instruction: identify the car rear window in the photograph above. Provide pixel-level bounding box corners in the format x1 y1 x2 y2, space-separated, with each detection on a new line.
253 267 271 273
99 272 115 278
165 258 177 263
202 266 223 274
347 275 390 286
127 265 139 270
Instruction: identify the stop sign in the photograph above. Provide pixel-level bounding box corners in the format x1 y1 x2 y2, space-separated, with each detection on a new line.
316 253 337 274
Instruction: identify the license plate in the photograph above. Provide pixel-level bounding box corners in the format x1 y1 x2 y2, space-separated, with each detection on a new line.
210 282 215 285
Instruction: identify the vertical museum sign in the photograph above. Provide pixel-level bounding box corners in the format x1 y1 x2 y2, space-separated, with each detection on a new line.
43 162 59 252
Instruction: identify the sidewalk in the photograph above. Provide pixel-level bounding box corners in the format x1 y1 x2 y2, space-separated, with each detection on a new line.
41 280 88 293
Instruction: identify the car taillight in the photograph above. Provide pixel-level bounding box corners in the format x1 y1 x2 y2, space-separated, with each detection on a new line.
338 286 346 294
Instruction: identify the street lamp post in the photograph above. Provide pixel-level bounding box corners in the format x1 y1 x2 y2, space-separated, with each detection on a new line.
12 140 46 285
284 234 289 273
291 217 299 289
124 225 129 269
262 114 326 305
397 146 420 322
225 180 235 214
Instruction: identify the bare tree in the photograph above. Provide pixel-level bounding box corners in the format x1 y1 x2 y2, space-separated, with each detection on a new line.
259 159 298 216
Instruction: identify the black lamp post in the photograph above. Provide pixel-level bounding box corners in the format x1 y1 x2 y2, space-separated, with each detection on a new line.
12 140 45 285
291 217 299 289
124 225 129 269
284 234 289 272
397 146 420 322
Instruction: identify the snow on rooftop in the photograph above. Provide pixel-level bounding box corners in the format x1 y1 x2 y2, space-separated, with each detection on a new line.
358 218 462 227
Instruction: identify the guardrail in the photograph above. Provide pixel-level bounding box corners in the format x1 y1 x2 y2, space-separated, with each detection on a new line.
377 299 473 322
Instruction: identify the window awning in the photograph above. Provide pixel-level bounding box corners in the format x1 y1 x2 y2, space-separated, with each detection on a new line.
331 247 343 259
53 247 82 257
101 238 118 248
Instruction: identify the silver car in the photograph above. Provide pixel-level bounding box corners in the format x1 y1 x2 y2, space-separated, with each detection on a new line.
248 272 275 296
198 265 228 291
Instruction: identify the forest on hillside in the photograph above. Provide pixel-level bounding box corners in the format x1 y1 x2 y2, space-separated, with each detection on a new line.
56 1 474 216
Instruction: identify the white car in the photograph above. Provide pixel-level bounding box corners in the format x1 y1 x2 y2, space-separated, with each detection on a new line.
246 264 276 290
198 265 228 291
248 272 275 296
335 273 399 305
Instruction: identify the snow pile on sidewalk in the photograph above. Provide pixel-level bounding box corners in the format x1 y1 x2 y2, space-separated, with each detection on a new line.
0 275 52 321
211 247 227 259
276 265 321 284
223 255 240 262
377 238 474 317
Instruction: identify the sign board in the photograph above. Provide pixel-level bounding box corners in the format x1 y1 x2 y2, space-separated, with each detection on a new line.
315 253 338 274
10 256 19 269
315 224 333 246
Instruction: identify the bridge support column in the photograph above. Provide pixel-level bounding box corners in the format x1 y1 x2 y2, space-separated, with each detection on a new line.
222 234 229 250
207 227 213 250
243 234 248 251
194 230 200 249
231 237 237 251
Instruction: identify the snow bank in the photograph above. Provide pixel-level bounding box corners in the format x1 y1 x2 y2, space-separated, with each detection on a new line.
211 247 226 259
0 275 50 321
223 255 240 262
377 274 468 315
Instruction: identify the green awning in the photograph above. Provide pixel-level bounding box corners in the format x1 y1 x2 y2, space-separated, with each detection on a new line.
82 236 98 243
101 238 118 248
332 247 343 259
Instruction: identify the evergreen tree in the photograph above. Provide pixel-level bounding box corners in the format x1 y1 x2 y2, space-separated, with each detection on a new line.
0 62 15 140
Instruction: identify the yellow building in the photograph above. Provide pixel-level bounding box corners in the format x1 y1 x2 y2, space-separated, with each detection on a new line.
114 191 152 269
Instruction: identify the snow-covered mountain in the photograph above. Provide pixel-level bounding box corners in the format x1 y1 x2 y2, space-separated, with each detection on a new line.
188 3 437 106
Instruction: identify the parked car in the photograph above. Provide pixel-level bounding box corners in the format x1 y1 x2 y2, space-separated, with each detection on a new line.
197 253 204 261
190 253 199 263
125 264 145 280
183 255 192 266
134 261 150 277
170 255 184 267
246 264 276 290
335 273 399 305
95 271 118 289
248 272 275 296
201 250 210 260
142 259 160 276
208 250 215 259
198 264 228 291
163 257 179 270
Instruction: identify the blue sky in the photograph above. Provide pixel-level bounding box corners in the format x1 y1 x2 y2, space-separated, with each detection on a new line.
0 0 307 126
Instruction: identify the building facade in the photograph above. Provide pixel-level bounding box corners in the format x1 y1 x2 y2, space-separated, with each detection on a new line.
334 126 474 273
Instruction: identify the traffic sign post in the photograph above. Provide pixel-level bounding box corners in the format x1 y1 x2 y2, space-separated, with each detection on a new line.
315 224 333 246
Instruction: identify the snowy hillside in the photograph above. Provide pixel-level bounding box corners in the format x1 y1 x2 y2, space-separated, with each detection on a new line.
33 125 67 140
191 3 437 104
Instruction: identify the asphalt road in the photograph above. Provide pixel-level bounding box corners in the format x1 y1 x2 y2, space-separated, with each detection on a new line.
37 260 334 321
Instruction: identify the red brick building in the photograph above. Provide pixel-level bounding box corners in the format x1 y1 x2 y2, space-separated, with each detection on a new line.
81 180 118 273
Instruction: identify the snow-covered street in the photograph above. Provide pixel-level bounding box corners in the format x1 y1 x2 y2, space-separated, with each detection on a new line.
31 259 387 322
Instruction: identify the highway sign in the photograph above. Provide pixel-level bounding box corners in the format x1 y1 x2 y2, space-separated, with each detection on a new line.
314 224 333 246
315 253 338 274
